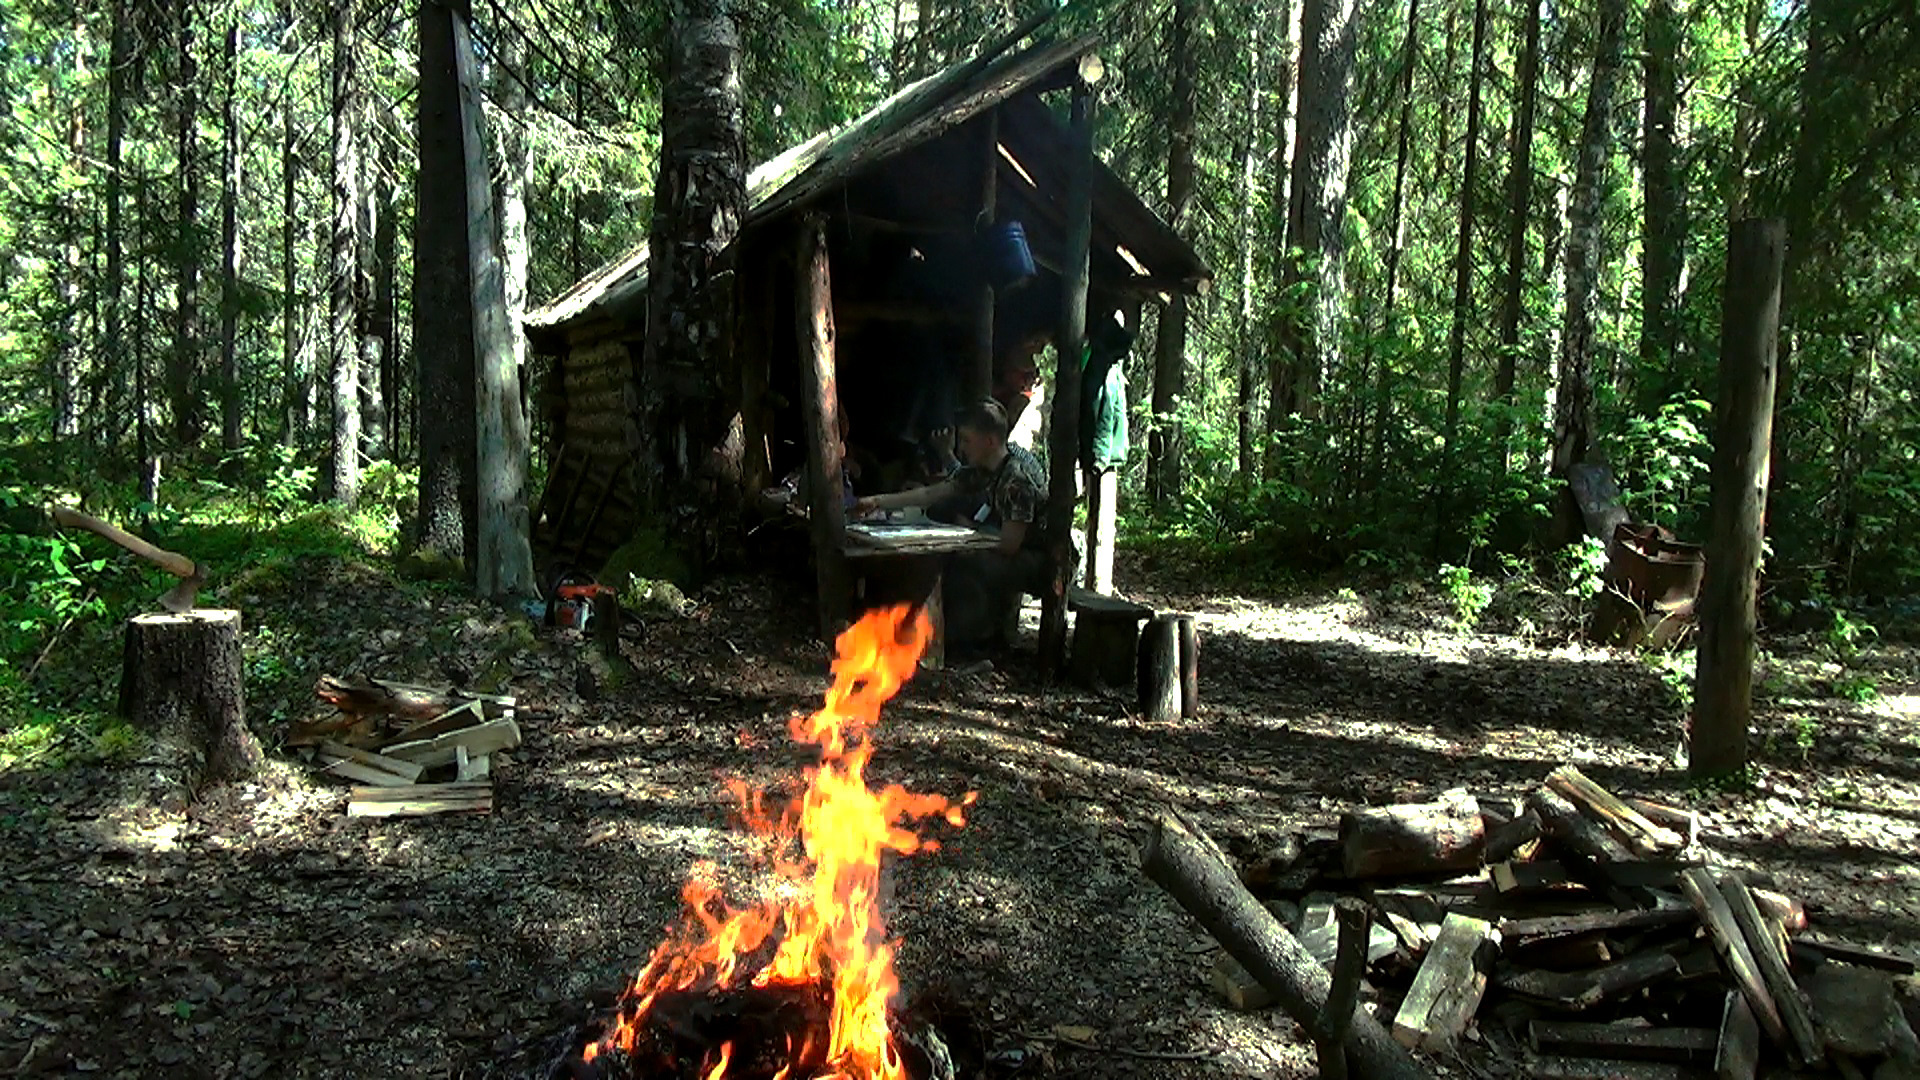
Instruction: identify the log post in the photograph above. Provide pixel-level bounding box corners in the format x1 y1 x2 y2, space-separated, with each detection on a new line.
968 108 998 404
119 609 262 790
1137 613 1182 722
797 215 850 638
1691 218 1784 781
1040 72 1095 677
1177 613 1199 717
1314 899 1374 1080
1142 812 1432 1080
1084 465 1117 593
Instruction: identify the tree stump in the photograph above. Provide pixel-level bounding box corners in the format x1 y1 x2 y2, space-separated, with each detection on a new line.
118 609 262 790
1068 588 1152 687
1136 612 1198 721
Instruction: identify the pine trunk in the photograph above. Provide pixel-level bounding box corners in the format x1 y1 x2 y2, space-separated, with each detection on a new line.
1495 0 1543 423
1260 0 1297 474
1637 0 1682 414
103 0 132 448
172 0 204 449
1361 0 1420 503
413 0 479 570
55 13 86 441
639 0 747 564
1148 0 1196 515
497 32 533 391
330 0 362 504
281 0 305 446
220 22 243 459
1549 0 1627 537
136 174 158 504
358 164 384 462
1771 0 1833 529
1438 0 1489 550
1235 16 1263 482
374 165 400 459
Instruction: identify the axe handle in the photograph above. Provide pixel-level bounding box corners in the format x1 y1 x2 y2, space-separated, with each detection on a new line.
51 506 199 579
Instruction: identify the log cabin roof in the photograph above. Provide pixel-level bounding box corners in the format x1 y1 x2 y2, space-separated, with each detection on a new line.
524 33 1211 339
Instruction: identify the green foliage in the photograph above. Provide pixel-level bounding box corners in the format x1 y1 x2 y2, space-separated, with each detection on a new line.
1437 563 1494 630
1602 398 1712 533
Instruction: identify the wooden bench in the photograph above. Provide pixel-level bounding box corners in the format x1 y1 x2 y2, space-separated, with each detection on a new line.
1068 586 1155 688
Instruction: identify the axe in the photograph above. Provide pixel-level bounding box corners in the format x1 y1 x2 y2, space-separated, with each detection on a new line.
50 505 206 613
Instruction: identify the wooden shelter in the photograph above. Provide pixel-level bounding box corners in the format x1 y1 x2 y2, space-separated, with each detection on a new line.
524 29 1209 636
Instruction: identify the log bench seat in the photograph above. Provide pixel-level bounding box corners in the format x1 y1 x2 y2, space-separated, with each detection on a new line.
1068 586 1155 687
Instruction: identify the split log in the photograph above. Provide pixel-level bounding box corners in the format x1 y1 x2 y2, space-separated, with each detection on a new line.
1485 807 1542 863
1339 788 1485 880
1527 787 1634 864
1715 991 1761 1080
1678 867 1796 1062
119 609 263 789
382 717 521 768
1391 912 1495 1051
1528 1021 1717 1064
319 740 423 783
1136 614 1183 722
1796 939 1918 975
1140 812 1431 1080
1498 907 1694 946
1499 948 1683 1011
1624 796 1700 842
1718 877 1823 1065
1545 765 1684 856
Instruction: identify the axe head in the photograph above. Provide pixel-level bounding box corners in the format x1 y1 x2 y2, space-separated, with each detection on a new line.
158 565 206 613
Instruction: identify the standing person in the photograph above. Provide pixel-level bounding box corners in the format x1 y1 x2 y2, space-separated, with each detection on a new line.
853 399 1055 655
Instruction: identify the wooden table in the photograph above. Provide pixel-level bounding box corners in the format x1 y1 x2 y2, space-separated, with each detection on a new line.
843 522 1002 669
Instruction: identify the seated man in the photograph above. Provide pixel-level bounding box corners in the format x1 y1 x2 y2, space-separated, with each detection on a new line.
853 399 1051 654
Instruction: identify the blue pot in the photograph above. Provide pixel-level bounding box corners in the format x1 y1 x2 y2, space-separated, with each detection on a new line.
985 220 1037 290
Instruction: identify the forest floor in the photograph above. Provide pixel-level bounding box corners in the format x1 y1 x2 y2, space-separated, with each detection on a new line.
2 546 1919 1079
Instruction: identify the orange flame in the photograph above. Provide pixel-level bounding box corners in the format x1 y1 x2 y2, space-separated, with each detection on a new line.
588 606 975 1078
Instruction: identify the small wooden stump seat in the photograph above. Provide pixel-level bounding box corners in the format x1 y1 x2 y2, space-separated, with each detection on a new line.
1068 586 1154 687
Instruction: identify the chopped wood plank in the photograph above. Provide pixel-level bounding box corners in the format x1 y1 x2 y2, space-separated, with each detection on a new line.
1624 796 1699 842
1500 948 1682 1011
1390 912 1495 1051
1717 877 1823 1066
381 717 522 767
348 781 491 801
1714 991 1760 1080
1797 938 1918 975
1529 1021 1718 1064
347 781 491 818
1499 907 1694 945
385 698 488 745
1529 1057 1706 1080
320 740 424 782
1678 868 1795 1062
318 756 417 787
457 748 491 782
1545 765 1685 856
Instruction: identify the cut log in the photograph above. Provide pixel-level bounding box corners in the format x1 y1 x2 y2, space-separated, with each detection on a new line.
1678 867 1796 1062
119 609 263 789
1718 877 1823 1065
381 717 521 768
1177 613 1199 718
1545 765 1685 856
1340 788 1486 880
1499 907 1694 945
1499 948 1682 1011
347 782 492 817
1529 1021 1718 1063
1067 588 1151 688
1528 787 1635 864
1140 812 1431 1080
1136 614 1183 722
1715 990 1761 1080
1750 887 1806 933
1391 912 1496 1051
319 740 424 782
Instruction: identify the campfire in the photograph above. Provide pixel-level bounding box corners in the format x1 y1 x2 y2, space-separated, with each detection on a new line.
572 605 975 1080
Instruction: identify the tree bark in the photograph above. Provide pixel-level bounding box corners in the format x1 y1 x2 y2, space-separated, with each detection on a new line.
1271 0 1357 432
639 0 747 563
1637 0 1683 415
220 21 243 461
330 0 363 504
1148 0 1196 515
1549 0 1627 539
1437 0 1489 552
373 161 399 459
281 0 305 447
1770 0 1833 532
1494 0 1542 440
1260 0 1297 474
1692 220 1784 781
136 169 158 505
496 28 533 403
55 11 86 441
1339 788 1485 879
103 0 132 449
452 6 536 600
1361 0 1420 506
413 0 479 570
119 610 263 791
796 216 848 639
172 0 204 449
1235 14 1262 482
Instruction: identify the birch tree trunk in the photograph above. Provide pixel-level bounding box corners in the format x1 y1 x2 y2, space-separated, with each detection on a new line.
413 0 478 569
220 21 243 459
1637 0 1683 414
1549 0 1627 539
639 0 747 565
1148 0 1197 515
1495 0 1542 426
329 0 362 504
172 0 204 449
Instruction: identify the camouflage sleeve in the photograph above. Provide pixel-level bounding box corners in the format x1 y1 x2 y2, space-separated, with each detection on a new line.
950 465 989 496
998 470 1041 525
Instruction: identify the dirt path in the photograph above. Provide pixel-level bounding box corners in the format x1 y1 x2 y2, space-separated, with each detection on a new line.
2 564 1915 1079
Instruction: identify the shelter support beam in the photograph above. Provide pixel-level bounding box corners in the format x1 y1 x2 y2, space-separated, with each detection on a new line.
796 215 850 639
1041 79 1094 676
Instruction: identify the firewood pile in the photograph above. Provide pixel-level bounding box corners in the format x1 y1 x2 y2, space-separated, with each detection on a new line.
288 675 520 817
1172 766 1919 1079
